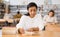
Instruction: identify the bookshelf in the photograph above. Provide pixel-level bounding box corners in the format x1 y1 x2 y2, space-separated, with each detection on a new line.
9 4 60 23
9 5 27 15
0 3 6 19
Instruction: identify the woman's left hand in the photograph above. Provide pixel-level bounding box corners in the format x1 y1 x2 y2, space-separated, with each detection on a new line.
27 27 39 32
33 27 39 31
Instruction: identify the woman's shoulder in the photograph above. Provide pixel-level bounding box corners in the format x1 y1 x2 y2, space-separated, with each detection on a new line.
44 15 48 17
44 15 49 17
44 15 48 16
21 15 29 19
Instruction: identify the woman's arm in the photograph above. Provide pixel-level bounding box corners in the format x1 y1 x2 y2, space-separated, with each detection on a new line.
16 15 26 34
50 17 58 25
18 28 25 34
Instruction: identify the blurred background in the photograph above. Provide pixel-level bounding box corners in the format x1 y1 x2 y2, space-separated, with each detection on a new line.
0 0 60 27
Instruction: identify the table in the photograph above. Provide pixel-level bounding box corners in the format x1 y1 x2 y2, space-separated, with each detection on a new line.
0 19 6 22
0 19 14 27
45 24 60 32
2 27 16 35
2 31 60 37
0 19 6 27
0 19 20 26
0 19 20 24
2 27 60 37
0 19 15 23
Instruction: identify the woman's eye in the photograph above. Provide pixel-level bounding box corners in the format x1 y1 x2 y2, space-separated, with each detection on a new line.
33 10 35 11
30 10 32 12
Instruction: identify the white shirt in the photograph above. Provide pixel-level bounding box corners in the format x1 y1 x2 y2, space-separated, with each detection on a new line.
4 13 13 19
43 15 58 23
16 14 44 31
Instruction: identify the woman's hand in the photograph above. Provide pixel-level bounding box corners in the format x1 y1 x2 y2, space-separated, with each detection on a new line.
33 27 39 31
18 28 25 34
27 27 39 32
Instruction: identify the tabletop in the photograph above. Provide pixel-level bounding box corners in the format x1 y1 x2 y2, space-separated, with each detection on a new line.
2 31 60 37
1 18 60 37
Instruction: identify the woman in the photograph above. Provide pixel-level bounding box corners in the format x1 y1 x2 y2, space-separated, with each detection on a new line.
16 2 44 34
4 9 13 19
43 10 58 25
44 10 60 32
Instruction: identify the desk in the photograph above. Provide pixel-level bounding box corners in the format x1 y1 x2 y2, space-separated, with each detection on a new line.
6 19 14 23
0 19 19 26
45 24 60 32
2 27 60 37
0 19 6 26
0 19 6 22
2 31 60 37
2 27 16 35
0 19 20 23
0 19 14 23
0 19 14 27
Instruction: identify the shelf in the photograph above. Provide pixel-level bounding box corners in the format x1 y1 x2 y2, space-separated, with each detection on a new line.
9 5 60 23
0 3 6 19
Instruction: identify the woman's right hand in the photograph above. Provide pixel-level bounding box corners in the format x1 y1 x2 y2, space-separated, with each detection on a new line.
18 28 25 34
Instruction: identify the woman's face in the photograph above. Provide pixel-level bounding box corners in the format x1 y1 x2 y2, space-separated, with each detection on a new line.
28 6 37 17
49 12 54 17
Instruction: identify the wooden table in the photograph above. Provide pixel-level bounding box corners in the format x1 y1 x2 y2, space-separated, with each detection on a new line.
2 27 16 35
45 24 60 32
2 27 60 37
0 19 14 23
0 19 6 26
0 19 6 22
2 31 60 37
0 19 17 26
0 19 20 24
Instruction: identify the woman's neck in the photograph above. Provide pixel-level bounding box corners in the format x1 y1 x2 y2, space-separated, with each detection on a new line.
49 15 54 17
29 15 36 18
